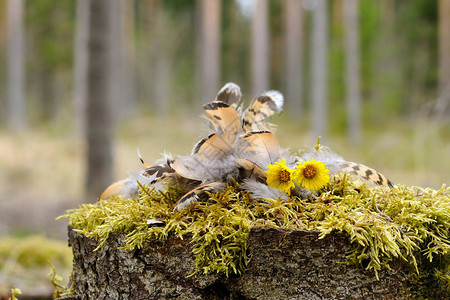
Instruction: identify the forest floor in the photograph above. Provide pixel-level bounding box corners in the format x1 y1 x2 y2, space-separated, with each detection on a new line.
0 114 448 297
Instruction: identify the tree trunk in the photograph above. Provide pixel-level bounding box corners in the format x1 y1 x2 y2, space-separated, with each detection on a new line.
284 0 303 118
6 0 26 130
251 0 269 96
310 0 328 140
74 0 89 137
343 0 361 144
439 0 450 92
437 0 450 117
199 0 221 105
66 226 417 299
85 0 114 199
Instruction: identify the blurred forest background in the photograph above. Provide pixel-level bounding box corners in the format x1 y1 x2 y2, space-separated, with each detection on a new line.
0 0 449 297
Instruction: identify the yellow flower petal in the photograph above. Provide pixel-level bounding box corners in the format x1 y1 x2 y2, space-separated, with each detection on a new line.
294 159 330 191
265 158 295 195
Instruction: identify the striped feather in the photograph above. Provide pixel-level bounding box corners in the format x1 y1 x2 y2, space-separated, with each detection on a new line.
337 161 396 188
192 133 234 158
173 182 226 211
203 101 241 139
215 82 242 106
234 158 267 182
242 131 280 165
242 90 283 132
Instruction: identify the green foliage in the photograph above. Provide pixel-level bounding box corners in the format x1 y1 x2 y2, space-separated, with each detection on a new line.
61 175 450 296
0 235 72 269
48 262 74 299
0 235 73 298
8 288 21 300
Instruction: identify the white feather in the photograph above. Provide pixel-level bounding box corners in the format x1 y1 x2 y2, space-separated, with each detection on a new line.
261 90 284 111
241 179 288 201
173 155 239 183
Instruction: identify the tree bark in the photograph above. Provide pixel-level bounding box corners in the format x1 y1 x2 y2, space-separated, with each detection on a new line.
310 0 328 140
284 0 303 118
85 0 114 199
6 0 26 130
343 0 361 144
66 226 417 299
251 0 269 96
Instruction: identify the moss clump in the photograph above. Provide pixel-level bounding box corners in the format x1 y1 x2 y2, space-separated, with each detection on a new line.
60 175 450 296
0 235 73 297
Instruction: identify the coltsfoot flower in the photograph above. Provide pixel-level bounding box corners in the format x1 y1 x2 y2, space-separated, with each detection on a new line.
294 159 330 191
265 158 295 195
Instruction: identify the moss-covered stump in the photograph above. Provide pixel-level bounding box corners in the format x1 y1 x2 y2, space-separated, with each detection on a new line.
67 226 416 300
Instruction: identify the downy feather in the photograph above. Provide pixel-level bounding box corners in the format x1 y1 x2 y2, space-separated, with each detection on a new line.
241 178 288 201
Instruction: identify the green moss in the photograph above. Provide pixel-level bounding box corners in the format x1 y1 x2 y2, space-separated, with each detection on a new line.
0 235 73 297
60 175 450 296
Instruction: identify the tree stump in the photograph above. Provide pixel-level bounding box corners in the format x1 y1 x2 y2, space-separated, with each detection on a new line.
66 226 416 299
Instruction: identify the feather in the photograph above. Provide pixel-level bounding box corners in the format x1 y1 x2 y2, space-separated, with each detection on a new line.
137 147 150 168
192 133 235 158
242 90 284 132
203 101 241 139
141 161 174 180
174 182 227 211
241 131 281 166
98 168 157 200
169 155 239 183
297 145 395 188
99 179 133 200
297 145 345 174
336 161 396 188
215 82 242 107
234 158 267 182
241 179 288 201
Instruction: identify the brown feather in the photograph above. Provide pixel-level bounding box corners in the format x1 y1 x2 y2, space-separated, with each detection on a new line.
174 182 226 211
242 131 280 164
99 179 133 200
234 158 267 182
337 161 395 188
192 133 234 158
215 82 242 106
203 101 241 140
242 91 283 132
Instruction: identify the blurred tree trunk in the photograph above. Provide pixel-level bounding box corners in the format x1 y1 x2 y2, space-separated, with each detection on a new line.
0 0 5 121
284 0 303 118
152 6 171 115
74 0 89 136
199 0 221 104
343 0 361 144
109 0 136 119
310 0 328 139
108 0 123 121
251 0 269 96
439 0 450 91
6 0 26 130
122 0 137 116
438 0 450 116
86 0 114 200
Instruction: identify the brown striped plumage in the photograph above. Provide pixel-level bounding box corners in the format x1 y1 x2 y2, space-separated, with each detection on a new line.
99 82 396 208
242 91 283 132
337 161 395 188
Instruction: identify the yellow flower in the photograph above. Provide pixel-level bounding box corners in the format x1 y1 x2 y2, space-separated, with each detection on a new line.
265 158 295 195
294 159 330 191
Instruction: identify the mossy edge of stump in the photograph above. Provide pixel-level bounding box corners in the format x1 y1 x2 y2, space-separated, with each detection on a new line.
65 225 417 299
